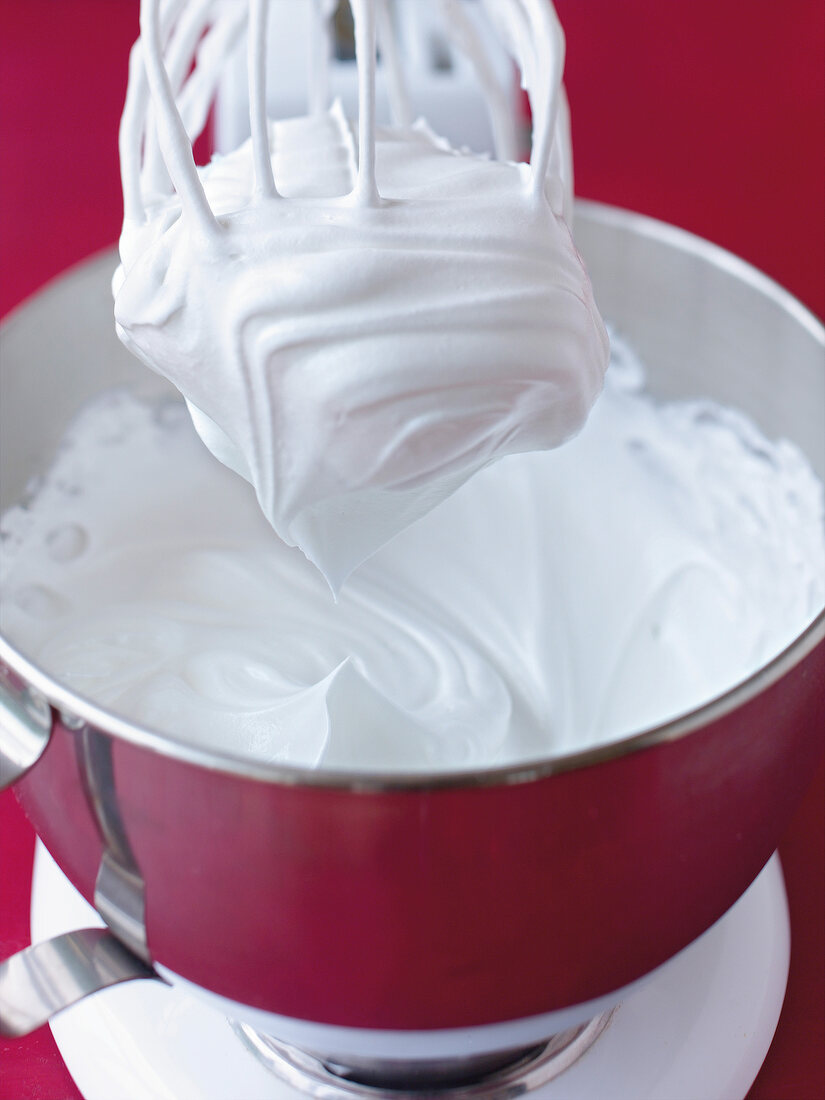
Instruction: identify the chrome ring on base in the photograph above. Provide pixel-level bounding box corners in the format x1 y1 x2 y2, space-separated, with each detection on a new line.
231 1013 614 1097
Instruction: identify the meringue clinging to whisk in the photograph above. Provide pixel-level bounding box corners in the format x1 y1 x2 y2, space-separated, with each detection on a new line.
115 0 608 590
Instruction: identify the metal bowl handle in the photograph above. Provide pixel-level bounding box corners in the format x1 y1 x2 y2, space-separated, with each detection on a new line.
0 673 53 791
0 928 160 1037
0 671 162 1037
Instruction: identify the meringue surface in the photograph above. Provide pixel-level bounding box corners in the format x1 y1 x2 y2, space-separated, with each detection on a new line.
3 339 822 771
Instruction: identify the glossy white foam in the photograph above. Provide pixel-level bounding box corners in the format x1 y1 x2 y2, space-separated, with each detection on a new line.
2 339 822 771
114 0 607 590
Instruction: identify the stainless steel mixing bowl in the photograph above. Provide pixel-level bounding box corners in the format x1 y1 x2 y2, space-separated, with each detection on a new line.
1 204 823 1061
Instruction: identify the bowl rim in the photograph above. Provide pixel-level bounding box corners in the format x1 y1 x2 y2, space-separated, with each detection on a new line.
1 200 823 791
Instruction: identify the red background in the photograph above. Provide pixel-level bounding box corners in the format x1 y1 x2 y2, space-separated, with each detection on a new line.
1 1 823 1097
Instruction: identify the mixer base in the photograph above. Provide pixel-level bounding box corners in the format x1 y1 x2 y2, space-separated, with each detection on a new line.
231 1011 613 1096
31 842 789 1100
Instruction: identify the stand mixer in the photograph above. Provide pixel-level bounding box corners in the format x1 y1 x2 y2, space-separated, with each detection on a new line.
2 203 822 1100
1 3 823 1097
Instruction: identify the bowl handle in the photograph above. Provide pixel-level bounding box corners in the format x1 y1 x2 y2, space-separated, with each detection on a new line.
0 672 52 791
0 928 160 1037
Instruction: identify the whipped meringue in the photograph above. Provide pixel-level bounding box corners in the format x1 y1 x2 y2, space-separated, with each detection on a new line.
3 339 822 771
114 0 608 590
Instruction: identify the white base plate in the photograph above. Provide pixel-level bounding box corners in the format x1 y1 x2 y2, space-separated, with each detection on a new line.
32 842 789 1100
